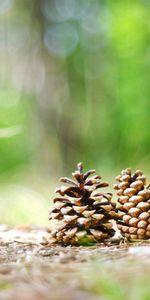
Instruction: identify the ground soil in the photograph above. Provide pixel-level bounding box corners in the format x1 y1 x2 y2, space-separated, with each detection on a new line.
0 225 150 300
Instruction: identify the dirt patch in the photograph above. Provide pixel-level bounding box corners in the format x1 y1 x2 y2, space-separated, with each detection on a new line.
0 225 150 300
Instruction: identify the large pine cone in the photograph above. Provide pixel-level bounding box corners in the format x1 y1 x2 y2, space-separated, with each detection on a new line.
114 168 150 240
49 163 117 245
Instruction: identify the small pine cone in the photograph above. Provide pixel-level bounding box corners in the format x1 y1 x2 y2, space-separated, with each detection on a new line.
114 168 150 240
49 163 116 245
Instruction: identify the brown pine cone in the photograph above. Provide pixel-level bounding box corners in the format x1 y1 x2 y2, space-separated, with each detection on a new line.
114 168 150 240
49 163 117 245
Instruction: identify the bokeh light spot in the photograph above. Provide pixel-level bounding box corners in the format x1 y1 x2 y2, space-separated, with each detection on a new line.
0 0 12 15
44 23 79 57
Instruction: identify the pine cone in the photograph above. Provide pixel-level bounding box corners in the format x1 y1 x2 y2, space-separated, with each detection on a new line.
49 163 116 245
114 168 150 240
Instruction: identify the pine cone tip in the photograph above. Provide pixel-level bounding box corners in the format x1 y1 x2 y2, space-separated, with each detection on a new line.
77 162 83 173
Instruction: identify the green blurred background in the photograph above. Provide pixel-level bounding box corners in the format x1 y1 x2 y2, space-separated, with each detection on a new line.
0 0 150 225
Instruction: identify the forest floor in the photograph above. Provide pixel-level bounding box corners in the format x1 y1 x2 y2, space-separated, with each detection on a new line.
0 225 150 300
